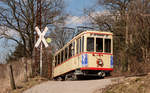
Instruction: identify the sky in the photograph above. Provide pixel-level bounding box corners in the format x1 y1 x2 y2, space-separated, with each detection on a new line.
64 0 105 28
65 0 98 16
0 0 104 63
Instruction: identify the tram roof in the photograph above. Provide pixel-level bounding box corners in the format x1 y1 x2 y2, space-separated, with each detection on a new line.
54 30 113 55
79 30 113 35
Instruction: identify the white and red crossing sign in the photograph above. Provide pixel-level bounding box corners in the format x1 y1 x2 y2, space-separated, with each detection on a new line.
35 26 48 48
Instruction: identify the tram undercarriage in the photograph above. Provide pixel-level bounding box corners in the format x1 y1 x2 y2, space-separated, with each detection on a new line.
54 69 111 81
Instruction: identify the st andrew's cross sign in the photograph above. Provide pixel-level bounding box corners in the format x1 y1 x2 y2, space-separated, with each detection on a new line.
35 26 48 48
34 26 49 76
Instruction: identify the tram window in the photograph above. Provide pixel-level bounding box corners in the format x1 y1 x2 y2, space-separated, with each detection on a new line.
61 51 64 63
63 50 65 61
96 38 103 52
72 42 75 56
105 39 111 53
69 44 72 58
80 38 81 53
76 40 78 54
87 37 94 52
57 55 58 66
82 36 84 52
55 56 57 66
77 39 79 54
65 47 68 61
58 53 60 65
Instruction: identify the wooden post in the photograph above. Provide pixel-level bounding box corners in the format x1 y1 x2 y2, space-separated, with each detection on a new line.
126 13 129 45
31 59 35 77
22 58 28 82
8 64 16 90
29 59 33 78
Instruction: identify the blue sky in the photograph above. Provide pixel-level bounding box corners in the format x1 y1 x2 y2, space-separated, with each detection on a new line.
0 0 104 63
64 0 105 28
65 0 98 16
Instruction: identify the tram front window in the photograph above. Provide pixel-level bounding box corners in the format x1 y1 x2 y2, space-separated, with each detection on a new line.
105 39 111 53
87 37 94 52
96 38 103 52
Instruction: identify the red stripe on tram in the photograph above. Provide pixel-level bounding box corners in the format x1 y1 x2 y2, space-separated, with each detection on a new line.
80 67 113 71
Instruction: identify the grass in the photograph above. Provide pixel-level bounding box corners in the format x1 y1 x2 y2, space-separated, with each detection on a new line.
102 74 150 93
0 59 45 93
10 76 48 93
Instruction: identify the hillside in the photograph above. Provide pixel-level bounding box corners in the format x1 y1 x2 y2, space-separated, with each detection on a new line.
102 74 150 93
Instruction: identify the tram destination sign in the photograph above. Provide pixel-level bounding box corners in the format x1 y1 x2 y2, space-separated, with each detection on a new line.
35 27 48 48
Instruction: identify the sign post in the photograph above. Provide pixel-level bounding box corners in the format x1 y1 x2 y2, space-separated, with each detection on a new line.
40 41 43 76
35 26 49 76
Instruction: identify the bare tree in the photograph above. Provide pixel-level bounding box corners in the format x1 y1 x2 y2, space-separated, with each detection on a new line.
50 27 75 50
0 0 66 59
85 0 150 73
85 10 115 31
128 0 150 63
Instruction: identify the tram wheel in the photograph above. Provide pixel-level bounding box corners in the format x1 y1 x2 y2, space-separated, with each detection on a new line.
65 74 72 81
65 73 78 81
72 74 78 80
56 77 63 81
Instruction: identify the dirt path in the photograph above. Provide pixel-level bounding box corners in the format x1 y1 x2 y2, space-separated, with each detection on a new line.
23 78 120 93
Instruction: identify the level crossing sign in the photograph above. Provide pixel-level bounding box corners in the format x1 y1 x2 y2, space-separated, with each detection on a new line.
35 27 48 48
34 26 49 76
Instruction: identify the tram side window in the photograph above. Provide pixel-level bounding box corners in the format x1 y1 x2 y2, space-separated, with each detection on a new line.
72 42 75 56
77 39 79 54
55 56 57 66
96 38 103 52
69 44 72 58
87 37 94 52
105 39 111 53
58 53 60 65
82 36 84 52
65 47 68 61
80 38 81 53
61 51 64 63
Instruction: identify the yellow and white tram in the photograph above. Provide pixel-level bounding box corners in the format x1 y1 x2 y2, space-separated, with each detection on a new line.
52 30 113 80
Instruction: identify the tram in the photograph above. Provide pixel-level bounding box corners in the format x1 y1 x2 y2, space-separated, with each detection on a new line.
52 30 113 80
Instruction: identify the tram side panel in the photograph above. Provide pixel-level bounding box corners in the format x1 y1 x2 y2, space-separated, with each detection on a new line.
53 53 113 78
53 56 80 78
